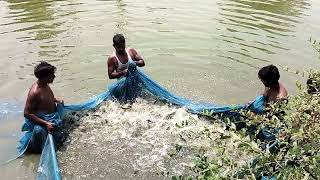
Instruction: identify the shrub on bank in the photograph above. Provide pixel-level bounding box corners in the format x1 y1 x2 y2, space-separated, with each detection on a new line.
173 40 320 180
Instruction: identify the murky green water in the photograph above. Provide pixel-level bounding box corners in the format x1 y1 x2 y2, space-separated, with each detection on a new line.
0 0 320 179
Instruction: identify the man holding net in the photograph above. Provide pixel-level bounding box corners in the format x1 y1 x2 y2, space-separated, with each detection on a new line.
19 62 64 154
107 34 145 79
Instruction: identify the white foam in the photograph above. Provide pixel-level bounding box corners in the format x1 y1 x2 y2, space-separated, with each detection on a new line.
59 98 255 178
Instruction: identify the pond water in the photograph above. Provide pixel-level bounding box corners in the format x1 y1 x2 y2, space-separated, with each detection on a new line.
0 0 319 179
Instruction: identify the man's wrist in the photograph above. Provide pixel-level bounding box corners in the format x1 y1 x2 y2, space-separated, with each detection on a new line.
43 121 49 126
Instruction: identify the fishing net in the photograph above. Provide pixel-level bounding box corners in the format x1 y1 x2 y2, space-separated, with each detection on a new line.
63 62 265 114
36 134 61 180
17 61 265 180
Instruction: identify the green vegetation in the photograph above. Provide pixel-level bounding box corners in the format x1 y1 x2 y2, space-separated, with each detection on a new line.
172 40 320 180
309 37 320 54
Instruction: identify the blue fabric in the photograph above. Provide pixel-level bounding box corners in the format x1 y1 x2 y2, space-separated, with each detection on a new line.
28 125 48 153
18 105 63 155
63 91 111 113
61 62 265 115
261 176 276 180
18 62 266 156
16 61 266 180
36 134 61 180
16 106 64 180
248 95 266 114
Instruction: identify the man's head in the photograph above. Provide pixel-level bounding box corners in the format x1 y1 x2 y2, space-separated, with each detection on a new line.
258 65 280 87
34 61 56 83
113 34 126 55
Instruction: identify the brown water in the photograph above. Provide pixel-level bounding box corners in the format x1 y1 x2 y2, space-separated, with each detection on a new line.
0 0 320 179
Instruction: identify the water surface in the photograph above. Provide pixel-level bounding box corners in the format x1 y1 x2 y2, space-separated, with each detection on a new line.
0 0 320 179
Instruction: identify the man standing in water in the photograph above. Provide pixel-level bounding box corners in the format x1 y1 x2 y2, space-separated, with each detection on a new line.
107 34 145 79
20 61 64 153
258 65 288 102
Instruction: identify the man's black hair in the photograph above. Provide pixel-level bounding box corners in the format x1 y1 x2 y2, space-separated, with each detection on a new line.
258 64 280 85
34 61 56 79
113 34 125 45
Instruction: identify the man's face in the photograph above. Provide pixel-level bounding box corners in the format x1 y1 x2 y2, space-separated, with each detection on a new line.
113 42 126 55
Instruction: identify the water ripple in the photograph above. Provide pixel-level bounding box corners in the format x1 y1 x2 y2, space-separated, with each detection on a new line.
215 0 310 66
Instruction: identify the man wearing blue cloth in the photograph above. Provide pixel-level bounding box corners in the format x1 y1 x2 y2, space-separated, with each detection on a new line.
19 62 64 154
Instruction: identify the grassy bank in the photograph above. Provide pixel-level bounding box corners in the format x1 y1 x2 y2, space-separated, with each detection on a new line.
173 40 320 180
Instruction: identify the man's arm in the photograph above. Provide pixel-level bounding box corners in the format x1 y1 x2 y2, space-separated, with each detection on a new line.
107 56 127 79
130 48 145 67
24 91 54 132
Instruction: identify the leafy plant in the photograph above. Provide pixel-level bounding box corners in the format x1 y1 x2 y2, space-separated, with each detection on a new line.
175 39 320 179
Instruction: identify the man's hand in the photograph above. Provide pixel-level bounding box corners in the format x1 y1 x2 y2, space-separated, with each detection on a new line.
46 122 54 132
122 69 128 76
55 97 64 105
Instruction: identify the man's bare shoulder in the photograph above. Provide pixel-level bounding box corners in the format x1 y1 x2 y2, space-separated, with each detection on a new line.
279 83 287 90
279 83 288 97
127 48 139 59
29 82 39 92
127 47 137 54
27 83 41 99
108 54 117 63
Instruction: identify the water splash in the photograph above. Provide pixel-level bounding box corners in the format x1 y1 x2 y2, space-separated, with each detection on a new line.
58 98 256 179
0 102 23 120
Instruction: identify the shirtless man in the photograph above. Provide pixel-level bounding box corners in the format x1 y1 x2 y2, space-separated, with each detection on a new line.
258 65 288 102
22 61 63 153
107 34 145 79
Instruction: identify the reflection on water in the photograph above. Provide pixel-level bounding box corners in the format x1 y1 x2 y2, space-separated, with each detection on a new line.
216 0 310 65
2 0 82 62
115 0 128 33
1 0 312 69
4 0 62 41
0 0 314 64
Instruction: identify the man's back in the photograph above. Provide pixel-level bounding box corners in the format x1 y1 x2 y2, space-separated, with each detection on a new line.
28 82 56 114
263 83 288 102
